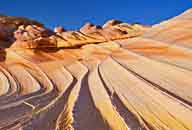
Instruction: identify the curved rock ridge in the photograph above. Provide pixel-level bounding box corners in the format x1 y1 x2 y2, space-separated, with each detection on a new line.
0 9 192 130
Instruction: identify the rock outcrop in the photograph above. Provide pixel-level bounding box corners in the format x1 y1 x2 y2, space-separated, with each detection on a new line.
0 17 148 49
0 9 192 130
0 15 43 47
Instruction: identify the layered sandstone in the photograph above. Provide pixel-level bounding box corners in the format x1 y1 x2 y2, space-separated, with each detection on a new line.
0 15 149 49
0 9 192 130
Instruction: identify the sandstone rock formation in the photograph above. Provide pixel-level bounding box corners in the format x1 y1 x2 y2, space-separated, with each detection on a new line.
0 15 43 48
0 9 192 130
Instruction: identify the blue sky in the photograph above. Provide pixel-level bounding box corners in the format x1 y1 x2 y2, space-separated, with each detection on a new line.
0 0 192 29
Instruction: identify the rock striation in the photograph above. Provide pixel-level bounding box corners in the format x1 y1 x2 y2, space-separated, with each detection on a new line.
0 18 148 49
0 9 192 130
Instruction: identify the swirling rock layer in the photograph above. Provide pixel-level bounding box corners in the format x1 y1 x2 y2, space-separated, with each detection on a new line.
0 9 192 130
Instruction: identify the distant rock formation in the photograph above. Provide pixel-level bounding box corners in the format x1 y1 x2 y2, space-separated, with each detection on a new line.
0 15 43 47
0 15 149 49
0 9 192 130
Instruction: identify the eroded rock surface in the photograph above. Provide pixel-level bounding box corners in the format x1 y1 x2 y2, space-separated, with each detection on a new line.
0 16 147 49
0 9 192 130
